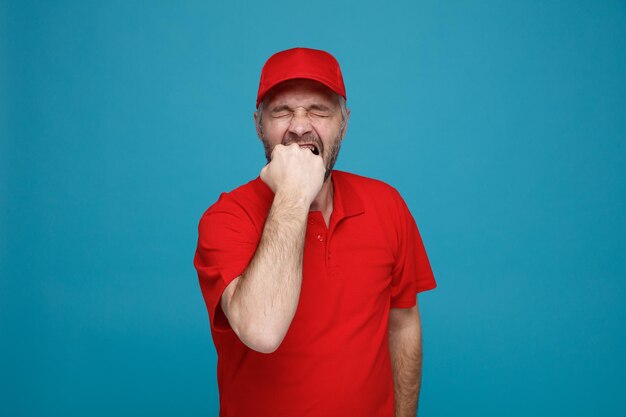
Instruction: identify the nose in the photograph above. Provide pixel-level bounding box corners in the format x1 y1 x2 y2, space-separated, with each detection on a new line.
288 108 313 137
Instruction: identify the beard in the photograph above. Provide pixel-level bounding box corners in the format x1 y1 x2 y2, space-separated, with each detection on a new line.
261 132 343 182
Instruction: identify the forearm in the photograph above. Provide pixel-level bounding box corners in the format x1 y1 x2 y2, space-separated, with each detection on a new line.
231 191 309 350
389 323 422 417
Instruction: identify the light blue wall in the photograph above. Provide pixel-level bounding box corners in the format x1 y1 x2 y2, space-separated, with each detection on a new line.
2 1 624 416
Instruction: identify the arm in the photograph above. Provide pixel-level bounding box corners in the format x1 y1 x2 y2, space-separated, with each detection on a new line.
223 191 309 353
388 303 423 417
221 143 325 354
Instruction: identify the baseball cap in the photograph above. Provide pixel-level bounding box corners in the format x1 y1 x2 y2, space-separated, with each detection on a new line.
256 47 346 108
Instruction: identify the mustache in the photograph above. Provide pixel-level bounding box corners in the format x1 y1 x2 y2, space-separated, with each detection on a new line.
282 133 324 155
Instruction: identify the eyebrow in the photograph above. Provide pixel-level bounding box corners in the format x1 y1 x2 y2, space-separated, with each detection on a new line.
270 104 333 113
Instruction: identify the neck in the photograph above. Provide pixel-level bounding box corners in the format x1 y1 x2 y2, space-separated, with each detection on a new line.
310 173 334 214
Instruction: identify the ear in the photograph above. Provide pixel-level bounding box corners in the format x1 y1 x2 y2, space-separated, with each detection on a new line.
253 111 262 140
341 108 351 139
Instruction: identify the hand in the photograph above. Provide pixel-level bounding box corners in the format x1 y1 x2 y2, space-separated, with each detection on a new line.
260 143 325 207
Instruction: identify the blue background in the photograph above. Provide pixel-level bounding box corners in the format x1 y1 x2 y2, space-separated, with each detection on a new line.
2 1 625 416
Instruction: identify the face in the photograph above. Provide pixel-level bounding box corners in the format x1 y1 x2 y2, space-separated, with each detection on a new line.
255 79 349 182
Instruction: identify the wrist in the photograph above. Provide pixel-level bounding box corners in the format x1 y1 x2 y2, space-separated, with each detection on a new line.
274 190 311 212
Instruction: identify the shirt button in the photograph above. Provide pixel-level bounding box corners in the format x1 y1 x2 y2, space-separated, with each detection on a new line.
317 234 324 242
308 219 314 225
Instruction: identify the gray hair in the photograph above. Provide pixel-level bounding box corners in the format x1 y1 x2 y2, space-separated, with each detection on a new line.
256 95 349 137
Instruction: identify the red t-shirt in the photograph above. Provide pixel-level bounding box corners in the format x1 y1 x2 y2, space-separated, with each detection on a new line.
194 170 436 417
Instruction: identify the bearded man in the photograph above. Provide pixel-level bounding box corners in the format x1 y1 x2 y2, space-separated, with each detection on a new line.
194 47 437 417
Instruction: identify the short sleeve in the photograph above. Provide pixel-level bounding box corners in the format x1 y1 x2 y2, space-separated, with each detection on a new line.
389 192 437 308
193 195 261 333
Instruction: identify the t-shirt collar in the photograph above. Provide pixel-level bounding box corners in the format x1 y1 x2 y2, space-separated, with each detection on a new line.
253 170 365 221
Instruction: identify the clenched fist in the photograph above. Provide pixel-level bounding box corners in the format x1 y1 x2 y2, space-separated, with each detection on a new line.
260 143 325 207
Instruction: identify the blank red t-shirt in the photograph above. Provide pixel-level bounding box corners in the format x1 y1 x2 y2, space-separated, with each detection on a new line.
194 170 436 417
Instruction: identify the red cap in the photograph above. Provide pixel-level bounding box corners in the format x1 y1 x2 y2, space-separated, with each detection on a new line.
256 47 346 108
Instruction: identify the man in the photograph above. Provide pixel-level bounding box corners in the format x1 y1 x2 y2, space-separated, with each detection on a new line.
194 47 436 417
